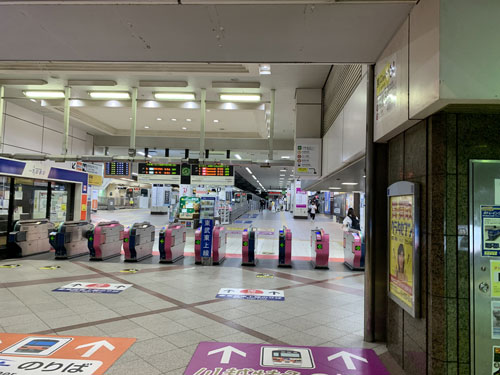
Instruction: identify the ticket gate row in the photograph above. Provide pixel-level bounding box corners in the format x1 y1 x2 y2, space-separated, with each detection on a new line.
194 225 227 265
50 221 94 260
242 227 258 266
8 219 54 258
343 229 364 270
89 221 124 261
311 228 330 269
123 222 155 262
278 226 292 267
159 224 187 263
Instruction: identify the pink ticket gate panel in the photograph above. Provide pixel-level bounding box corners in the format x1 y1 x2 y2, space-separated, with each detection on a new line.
344 230 364 270
159 223 186 263
278 226 292 267
212 226 227 265
242 227 257 266
194 227 202 264
311 228 329 269
89 221 124 260
123 222 155 262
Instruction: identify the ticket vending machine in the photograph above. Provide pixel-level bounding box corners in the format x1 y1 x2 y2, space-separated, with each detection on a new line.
50 221 94 259
343 229 364 270
123 222 155 262
242 227 258 266
311 229 329 269
158 223 186 263
8 219 54 257
89 221 125 260
278 226 292 267
469 160 500 374
194 225 226 265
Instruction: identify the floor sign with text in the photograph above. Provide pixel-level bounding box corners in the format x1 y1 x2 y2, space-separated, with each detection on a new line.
216 288 284 301
0 333 135 375
185 342 389 375
52 282 132 294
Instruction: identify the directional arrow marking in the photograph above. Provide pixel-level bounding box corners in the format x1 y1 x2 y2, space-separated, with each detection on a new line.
208 346 247 364
76 340 115 358
269 291 280 295
328 351 368 370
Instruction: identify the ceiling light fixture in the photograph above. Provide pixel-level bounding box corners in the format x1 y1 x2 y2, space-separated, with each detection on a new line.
23 91 65 99
156 117 162 121
342 182 358 186
182 127 187 130
281 156 290 159
329 187 341 190
245 167 252 174
171 118 177 122
220 94 261 102
235 154 242 160
154 92 196 101
88 91 130 100
213 119 219 123
259 64 272 75
280 169 286 172
144 126 150 129
186 118 192 122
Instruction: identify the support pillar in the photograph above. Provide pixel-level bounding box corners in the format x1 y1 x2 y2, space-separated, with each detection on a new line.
268 89 275 161
200 88 206 160
0 86 4 147
62 86 71 155
129 87 138 157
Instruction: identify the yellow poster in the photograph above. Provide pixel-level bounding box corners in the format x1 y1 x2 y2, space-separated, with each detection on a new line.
491 260 500 297
389 195 414 309
88 174 103 186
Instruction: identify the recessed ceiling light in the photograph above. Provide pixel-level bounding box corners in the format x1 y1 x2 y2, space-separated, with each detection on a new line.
171 118 177 122
182 127 187 130
23 91 65 99
281 156 290 159
220 94 261 102
213 119 219 123
235 154 242 160
329 187 341 190
129 117 132 120
186 118 192 122
363 175 366 178
154 92 196 101
259 64 271 75
144 126 150 129
88 91 130 99
280 169 286 172
342 182 358 186
156 117 162 121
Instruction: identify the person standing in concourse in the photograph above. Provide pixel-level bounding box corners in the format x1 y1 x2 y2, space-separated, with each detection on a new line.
343 207 360 230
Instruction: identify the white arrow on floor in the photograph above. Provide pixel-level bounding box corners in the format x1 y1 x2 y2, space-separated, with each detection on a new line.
76 340 115 358
328 351 368 370
208 346 247 364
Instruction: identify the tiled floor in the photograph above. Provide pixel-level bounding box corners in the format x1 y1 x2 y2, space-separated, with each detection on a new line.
0 209 405 374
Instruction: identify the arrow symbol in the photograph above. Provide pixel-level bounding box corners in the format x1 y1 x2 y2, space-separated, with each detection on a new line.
208 346 246 364
76 340 115 358
328 351 368 370
72 283 82 287
117 285 126 289
223 289 235 293
269 291 280 295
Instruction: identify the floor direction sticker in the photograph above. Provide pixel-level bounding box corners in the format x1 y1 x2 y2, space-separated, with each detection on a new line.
52 282 132 294
216 288 284 301
0 333 135 375
185 342 389 375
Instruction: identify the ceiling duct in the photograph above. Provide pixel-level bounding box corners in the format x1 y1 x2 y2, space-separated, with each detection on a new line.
139 81 188 88
68 80 117 86
0 79 47 85
212 82 260 89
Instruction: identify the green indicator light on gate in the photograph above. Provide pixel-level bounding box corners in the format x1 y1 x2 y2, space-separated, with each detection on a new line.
195 240 201 245
89 237 93 241
317 244 322 249
355 246 361 251
243 241 248 246
50 236 54 240
160 239 164 243
124 238 129 242
280 243 284 247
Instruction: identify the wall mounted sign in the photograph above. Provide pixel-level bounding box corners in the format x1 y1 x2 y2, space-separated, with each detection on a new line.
295 138 321 177
376 58 397 121
104 162 130 178
387 181 420 318
481 206 500 257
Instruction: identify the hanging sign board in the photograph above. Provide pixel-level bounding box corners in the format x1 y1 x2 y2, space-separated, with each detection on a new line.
295 138 321 177
387 181 420 318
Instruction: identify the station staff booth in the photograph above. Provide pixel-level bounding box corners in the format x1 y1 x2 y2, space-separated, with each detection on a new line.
0 157 88 259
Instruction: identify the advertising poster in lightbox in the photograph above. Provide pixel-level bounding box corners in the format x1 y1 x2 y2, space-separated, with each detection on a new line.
387 181 420 318
481 206 500 257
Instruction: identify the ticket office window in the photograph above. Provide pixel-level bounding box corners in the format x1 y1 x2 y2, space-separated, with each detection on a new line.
49 182 74 226
12 178 49 224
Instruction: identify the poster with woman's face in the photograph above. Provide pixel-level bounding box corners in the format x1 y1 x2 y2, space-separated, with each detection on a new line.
389 195 415 310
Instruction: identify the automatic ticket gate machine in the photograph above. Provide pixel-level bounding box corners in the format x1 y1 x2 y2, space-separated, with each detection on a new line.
194 225 227 265
123 222 155 262
242 227 258 266
278 226 292 267
89 221 125 260
343 229 364 270
311 228 330 269
50 221 94 259
8 219 54 257
159 223 186 263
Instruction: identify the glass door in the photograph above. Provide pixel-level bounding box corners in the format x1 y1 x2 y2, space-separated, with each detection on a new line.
50 181 73 226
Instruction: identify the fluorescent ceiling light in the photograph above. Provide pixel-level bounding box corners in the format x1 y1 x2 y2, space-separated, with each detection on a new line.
89 91 130 99
156 117 162 121
281 156 290 159
24 90 65 99
171 118 177 121
259 64 271 75
213 119 219 123
342 182 358 186
235 154 242 160
186 118 192 122
329 187 341 190
144 126 150 129
182 127 188 130
245 167 252 174
252 175 257 180
154 92 196 101
280 169 286 172
220 94 261 102
137 151 145 156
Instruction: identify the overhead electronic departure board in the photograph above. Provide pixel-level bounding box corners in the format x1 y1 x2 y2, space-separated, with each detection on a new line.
104 162 130 178
138 163 180 175
191 165 233 177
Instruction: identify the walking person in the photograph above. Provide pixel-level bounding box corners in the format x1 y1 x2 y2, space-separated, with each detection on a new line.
343 207 360 230
309 201 317 221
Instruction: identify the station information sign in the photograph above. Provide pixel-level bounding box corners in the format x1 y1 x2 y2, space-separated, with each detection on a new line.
138 163 180 175
104 162 130 178
191 165 233 177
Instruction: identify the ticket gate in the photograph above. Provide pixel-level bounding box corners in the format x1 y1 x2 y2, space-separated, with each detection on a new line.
278 226 292 267
89 221 125 260
123 222 155 262
8 219 54 257
159 223 186 263
50 221 94 259
343 229 364 270
194 225 227 265
242 227 258 266
311 228 329 269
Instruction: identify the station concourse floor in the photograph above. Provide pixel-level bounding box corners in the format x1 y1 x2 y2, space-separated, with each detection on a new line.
0 209 405 374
